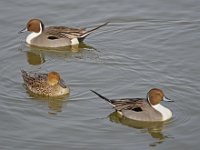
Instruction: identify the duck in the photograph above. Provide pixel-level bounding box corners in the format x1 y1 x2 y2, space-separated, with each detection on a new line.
90 88 173 122
21 70 69 97
19 18 108 48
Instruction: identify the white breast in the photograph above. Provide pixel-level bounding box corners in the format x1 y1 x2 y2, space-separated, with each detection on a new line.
153 104 172 121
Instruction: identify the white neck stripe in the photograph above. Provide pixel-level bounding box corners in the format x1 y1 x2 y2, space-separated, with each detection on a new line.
26 23 42 44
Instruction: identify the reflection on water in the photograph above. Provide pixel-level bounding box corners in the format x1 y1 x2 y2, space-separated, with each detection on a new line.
27 89 70 114
27 42 96 53
25 42 99 65
109 111 172 146
26 51 45 65
48 98 66 114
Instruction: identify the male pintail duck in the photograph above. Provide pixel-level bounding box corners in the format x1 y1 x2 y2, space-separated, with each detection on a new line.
19 18 108 48
21 70 69 97
90 88 173 122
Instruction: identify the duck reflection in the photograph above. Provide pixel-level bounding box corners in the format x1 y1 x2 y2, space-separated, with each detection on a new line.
27 42 95 53
26 51 45 65
47 97 69 114
25 42 98 65
27 91 69 114
109 111 170 146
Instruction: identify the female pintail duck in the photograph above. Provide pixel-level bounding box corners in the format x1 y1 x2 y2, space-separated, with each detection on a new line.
21 70 69 97
19 18 108 48
90 88 174 122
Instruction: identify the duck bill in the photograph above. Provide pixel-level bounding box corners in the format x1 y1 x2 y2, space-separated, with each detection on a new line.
163 96 174 102
59 79 67 88
18 27 27 34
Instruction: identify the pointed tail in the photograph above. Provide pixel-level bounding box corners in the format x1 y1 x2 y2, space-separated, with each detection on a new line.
90 90 113 104
21 70 27 77
21 70 30 84
80 22 109 38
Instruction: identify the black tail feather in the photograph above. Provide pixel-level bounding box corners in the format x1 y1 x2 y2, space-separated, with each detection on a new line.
80 22 109 38
90 90 112 104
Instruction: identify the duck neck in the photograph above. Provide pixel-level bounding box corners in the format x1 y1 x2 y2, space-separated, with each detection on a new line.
152 104 172 121
26 23 43 44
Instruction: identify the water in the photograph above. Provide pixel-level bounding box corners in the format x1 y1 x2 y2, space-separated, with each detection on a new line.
0 0 200 149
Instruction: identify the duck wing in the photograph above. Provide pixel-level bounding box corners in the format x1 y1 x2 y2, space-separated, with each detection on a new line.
45 26 86 39
21 70 47 88
110 98 145 111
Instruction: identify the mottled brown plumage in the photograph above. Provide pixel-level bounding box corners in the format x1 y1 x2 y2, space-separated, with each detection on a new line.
21 70 69 97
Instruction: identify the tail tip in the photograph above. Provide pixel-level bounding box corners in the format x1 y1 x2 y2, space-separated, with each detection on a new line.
90 89 111 102
21 70 27 77
90 89 96 93
90 89 100 96
21 69 25 73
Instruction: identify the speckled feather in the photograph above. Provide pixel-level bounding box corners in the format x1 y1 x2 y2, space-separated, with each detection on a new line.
21 70 71 97
21 70 53 96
